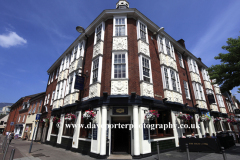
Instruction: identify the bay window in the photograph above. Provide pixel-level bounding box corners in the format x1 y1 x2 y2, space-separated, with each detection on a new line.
216 94 225 108
51 91 55 105
161 66 181 93
192 82 205 101
202 68 210 81
188 57 199 74
96 24 102 43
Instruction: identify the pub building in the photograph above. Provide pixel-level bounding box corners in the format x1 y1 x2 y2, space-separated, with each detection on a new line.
44 0 237 158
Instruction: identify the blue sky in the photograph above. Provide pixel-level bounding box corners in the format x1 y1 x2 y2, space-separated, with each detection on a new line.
0 0 240 103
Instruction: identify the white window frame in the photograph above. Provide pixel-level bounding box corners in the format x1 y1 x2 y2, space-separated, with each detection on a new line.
192 82 205 101
161 66 181 93
47 93 50 104
202 68 210 81
178 52 184 68
22 115 25 122
18 115 21 122
94 22 105 44
111 52 128 79
55 83 60 100
29 103 34 114
51 72 54 82
90 56 103 84
51 91 55 105
32 101 37 113
44 96 47 105
48 74 52 85
183 81 190 99
113 16 127 36
136 20 149 43
217 95 225 108
38 100 42 113
55 67 59 80
227 101 233 113
68 75 73 94
138 55 152 83
157 35 164 53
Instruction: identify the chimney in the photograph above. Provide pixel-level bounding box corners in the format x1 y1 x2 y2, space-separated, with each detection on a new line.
177 39 186 48
198 57 202 61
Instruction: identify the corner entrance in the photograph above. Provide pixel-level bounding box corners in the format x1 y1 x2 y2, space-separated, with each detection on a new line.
111 116 131 154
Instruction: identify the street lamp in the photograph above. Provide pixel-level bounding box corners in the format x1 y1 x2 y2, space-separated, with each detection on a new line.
76 26 85 33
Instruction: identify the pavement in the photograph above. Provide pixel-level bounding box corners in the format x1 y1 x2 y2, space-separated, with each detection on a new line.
1 135 240 160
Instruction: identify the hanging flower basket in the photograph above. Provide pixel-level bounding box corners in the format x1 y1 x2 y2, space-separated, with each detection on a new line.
222 118 229 122
53 116 60 123
65 113 76 121
82 110 96 120
145 110 159 120
213 117 221 123
230 119 237 123
175 112 192 121
43 118 49 124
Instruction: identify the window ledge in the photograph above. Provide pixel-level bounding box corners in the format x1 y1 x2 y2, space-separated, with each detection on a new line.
94 40 104 46
61 135 73 139
163 88 182 95
78 138 91 142
111 78 129 81
112 36 128 38
140 80 153 85
137 38 149 45
150 136 175 142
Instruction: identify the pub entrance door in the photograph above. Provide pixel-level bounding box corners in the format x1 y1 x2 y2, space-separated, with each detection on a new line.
111 116 131 154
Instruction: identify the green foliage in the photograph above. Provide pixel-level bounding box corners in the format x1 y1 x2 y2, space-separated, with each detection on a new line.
207 36 240 93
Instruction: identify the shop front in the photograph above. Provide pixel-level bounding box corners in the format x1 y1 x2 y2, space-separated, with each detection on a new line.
14 124 24 138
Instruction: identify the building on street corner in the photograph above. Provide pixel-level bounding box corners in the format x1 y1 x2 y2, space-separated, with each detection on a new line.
4 0 239 159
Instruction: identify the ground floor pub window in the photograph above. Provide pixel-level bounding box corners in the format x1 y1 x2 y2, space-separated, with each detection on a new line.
214 121 222 132
184 114 197 135
150 110 173 138
222 121 230 131
62 113 75 137
51 116 60 134
79 118 92 139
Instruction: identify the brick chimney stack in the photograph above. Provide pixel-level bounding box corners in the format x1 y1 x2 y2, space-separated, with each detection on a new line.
177 39 186 48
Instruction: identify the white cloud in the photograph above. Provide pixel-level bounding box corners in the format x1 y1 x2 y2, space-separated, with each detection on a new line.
0 31 27 48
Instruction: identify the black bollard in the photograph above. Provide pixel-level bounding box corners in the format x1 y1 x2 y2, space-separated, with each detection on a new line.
186 143 190 160
221 147 227 160
9 149 15 160
3 142 10 160
156 141 160 160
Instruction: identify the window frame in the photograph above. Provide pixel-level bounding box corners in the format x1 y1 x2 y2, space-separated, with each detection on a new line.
136 20 149 43
178 52 184 68
113 16 127 36
161 66 181 93
94 22 105 44
111 52 128 79
183 81 191 99
138 55 152 83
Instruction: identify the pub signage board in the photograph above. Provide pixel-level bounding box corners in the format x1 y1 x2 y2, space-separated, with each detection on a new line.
112 107 128 115
74 75 84 90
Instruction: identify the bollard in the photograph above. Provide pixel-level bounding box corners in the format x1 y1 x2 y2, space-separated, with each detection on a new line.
221 147 227 160
2 137 7 153
156 141 160 160
9 149 15 160
186 143 190 160
3 142 10 160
